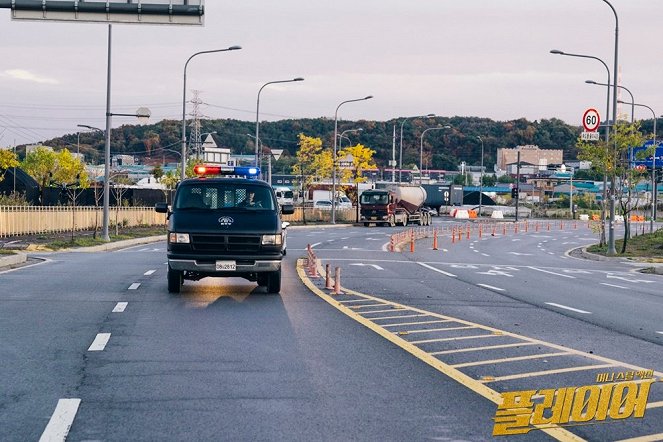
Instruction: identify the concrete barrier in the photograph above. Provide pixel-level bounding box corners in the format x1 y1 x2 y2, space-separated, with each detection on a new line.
579 214 589 221
491 210 504 219
454 209 470 219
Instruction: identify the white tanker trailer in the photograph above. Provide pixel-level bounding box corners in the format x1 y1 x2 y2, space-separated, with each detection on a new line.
359 185 431 227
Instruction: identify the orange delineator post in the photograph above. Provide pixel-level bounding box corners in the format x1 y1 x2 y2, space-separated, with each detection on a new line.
432 228 439 250
466 224 470 239
536 222 540 232
514 223 519 234
547 222 551 231
333 267 342 295
503 224 507 235
478 224 483 238
525 221 529 232
410 229 415 253
452 228 456 243
389 235 395 252
325 264 334 289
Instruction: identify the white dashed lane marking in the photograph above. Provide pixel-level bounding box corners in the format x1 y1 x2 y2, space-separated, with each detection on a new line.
39 398 81 442
600 283 628 289
545 302 591 314
128 283 141 290
477 283 505 292
88 333 111 351
112 302 128 313
144 270 156 276
417 262 457 278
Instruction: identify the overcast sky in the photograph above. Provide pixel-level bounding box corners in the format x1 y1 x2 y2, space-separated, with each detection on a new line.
0 0 661 147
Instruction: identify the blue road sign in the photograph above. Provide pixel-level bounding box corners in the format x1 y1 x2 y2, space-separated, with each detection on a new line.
630 141 663 169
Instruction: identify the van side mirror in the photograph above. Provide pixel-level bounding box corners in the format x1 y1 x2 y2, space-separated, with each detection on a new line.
281 204 295 215
155 202 169 214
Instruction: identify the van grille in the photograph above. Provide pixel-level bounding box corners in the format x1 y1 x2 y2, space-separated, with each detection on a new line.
191 234 261 253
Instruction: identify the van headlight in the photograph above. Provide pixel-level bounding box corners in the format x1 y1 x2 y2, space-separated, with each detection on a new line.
261 234 282 245
169 233 190 244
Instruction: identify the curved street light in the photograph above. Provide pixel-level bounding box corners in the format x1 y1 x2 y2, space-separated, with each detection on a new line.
338 128 363 149
399 113 435 183
586 80 634 122
255 77 304 173
181 45 242 179
617 99 658 231
332 96 373 223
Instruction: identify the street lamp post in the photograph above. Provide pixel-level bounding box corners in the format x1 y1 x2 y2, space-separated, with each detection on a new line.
77 124 103 159
182 46 241 180
550 48 614 252
586 80 634 123
255 78 304 175
477 136 485 217
399 114 435 183
601 0 620 256
618 100 658 232
332 96 373 224
418 126 451 184
338 128 363 150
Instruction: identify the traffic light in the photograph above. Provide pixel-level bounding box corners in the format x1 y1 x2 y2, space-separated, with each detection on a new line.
511 187 519 199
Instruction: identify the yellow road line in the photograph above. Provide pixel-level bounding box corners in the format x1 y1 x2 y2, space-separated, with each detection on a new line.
338 299 378 304
431 342 538 355
297 260 584 442
613 433 663 442
408 333 501 345
338 286 663 379
349 303 390 309
396 326 476 335
480 364 617 383
370 313 430 321
360 308 408 314
451 352 571 368
382 319 454 328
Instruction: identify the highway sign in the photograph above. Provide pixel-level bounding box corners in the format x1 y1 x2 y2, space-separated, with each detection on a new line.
581 131 600 141
582 108 601 132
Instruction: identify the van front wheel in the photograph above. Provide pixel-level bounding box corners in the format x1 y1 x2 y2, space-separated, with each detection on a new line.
167 267 183 293
267 270 281 294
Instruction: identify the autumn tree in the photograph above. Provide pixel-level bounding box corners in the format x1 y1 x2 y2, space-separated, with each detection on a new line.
50 149 90 240
291 134 332 223
21 146 57 205
576 121 645 253
0 149 19 184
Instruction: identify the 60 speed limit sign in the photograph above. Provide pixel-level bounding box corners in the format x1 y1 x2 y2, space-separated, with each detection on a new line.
582 108 601 132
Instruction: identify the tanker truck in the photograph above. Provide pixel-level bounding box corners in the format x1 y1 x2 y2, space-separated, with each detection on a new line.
359 185 430 227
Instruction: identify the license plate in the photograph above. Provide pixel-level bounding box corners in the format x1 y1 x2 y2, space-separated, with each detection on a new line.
216 261 236 271
371 216 377 220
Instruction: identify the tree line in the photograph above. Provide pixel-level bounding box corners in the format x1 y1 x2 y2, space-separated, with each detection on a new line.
35 116 593 173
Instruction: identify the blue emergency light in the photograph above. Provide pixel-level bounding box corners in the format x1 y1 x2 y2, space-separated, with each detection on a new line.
193 164 260 178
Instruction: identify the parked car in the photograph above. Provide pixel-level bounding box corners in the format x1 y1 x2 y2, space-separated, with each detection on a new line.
337 196 353 209
313 200 333 210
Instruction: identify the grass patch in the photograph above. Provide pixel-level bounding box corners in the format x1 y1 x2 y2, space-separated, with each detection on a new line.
45 227 167 250
0 249 16 255
587 228 663 260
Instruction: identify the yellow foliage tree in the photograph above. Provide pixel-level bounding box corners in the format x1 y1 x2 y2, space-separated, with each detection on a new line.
292 134 332 193
0 149 19 183
338 143 376 185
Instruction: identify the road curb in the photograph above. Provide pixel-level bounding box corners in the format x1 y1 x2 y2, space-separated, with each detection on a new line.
29 235 167 253
0 253 27 269
573 246 663 275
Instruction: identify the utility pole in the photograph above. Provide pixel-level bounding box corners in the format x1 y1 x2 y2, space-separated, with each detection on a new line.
391 125 396 183
515 152 521 222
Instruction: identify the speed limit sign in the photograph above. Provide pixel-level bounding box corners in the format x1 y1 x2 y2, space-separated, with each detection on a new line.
582 108 601 132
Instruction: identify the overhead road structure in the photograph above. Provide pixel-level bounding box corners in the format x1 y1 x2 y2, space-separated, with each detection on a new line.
0 0 205 25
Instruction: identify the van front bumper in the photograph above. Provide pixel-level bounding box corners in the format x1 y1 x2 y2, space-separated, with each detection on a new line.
169 258 281 273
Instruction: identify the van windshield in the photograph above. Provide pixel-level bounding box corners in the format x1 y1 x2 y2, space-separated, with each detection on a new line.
175 184 275 211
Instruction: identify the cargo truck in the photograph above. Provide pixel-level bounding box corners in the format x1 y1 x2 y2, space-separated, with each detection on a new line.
359 185 431 227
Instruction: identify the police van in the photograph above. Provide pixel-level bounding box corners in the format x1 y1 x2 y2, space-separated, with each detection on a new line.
155 165 294 294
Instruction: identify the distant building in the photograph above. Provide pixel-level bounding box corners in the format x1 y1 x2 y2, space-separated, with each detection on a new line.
201 133 231 165
25 144 53 155
497 145 564 171
112 154 135 167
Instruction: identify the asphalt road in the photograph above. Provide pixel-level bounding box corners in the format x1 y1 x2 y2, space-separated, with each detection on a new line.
1 220 661 441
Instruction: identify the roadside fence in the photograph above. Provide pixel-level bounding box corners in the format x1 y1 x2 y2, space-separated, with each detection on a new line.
0 206 165 238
